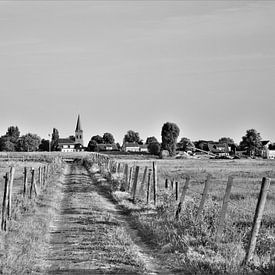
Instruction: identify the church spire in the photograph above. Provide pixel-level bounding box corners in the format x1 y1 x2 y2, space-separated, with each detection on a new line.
75 114 82 132
75 114 83 146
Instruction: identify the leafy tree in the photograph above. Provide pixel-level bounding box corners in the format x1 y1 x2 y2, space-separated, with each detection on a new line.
103 133 115 144
0 138 15 151
51 128 59 151
6 126 20 143
0 126 20 151
91 135 104 144
145 136 158 145
87 139 98 152
39 139 50 151
17 133 41 152
148 142 161 155
123 130 141 144
240 129 262 156
178 137 195 151
161 122 180 156
269 143 275 150
218 137 235 145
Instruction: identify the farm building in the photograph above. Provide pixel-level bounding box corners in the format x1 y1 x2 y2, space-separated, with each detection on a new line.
261 140 275 159
96 144 118 152
208 143 230 157
122 142 148 153
58 115 84 152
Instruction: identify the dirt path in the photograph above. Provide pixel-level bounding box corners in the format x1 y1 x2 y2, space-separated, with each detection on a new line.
44 162 170 274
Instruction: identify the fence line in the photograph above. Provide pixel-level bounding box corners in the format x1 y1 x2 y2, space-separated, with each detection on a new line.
88 155 273 265
1 157 62 232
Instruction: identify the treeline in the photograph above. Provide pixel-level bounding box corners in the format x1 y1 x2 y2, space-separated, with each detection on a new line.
1 123 274 157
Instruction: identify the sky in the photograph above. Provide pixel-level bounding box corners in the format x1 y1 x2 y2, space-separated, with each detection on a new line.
1 0 275 146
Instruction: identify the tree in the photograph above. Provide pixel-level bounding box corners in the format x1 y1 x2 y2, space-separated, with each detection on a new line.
17 133 41 152
91 135 104 144
103 133 115 144
0 126 20 151
240 129 262 156
148 142 161 155
178 137 195 151
145 136 158 144
87 139 98 152
39 139 50 151
0 138 15 151
161 122 180 156
123 130 141 144
51 128 59 151
218 137 235 145
6 126 20 143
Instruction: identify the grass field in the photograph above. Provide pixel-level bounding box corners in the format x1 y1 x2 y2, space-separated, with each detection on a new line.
103 157 275 274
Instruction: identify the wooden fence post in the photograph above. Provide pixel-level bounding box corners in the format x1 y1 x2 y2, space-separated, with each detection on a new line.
152 162 157 205
244 177 271 264
1 172 9 231
139 166 147 196
175 175 191 220
8 166 15 219
146 169 152 204
23 167 28 197
175 181 179 201
128 167 133 192
30 168 37 199
132 166 140 202
216 176 234 241
171 179 174 190
38 167 42 187
121 163 129 191
165 179 168 189
196 174 212 220
117 163 121 173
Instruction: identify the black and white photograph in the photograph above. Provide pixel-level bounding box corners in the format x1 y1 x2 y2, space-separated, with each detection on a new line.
0 0 275 274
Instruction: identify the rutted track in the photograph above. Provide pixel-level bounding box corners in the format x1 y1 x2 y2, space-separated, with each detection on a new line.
44 162 169 274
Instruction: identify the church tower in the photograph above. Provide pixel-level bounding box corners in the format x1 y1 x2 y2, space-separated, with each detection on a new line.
75 114 83 146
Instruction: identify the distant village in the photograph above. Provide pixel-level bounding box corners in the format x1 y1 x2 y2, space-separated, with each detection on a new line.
53 115 275 160
1 115 275 159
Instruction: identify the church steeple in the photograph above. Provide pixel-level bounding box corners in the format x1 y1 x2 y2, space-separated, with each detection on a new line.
75 114 83 146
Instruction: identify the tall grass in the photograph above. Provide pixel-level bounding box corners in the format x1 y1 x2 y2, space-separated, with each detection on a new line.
95 158 275 274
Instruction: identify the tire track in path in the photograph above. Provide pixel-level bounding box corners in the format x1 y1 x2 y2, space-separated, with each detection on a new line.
44 162 170 274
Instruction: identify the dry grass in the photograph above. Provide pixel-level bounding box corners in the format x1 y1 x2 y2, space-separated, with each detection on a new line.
103 157 275 274
0 157 63 274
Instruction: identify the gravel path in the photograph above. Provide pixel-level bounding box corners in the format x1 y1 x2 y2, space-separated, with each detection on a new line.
44 162 169 274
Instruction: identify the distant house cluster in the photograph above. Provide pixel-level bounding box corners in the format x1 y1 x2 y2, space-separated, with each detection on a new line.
122 142 148 153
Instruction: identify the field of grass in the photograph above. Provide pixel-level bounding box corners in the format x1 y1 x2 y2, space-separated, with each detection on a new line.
98 157 275 274
0 155 63 274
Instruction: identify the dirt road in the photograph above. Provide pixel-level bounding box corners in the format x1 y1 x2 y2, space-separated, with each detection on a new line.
44 162 169 274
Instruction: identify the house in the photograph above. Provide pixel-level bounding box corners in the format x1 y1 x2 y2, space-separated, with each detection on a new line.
58 115 85 152
122 142 148 153
139 144 149 153
96 143 118 151
262 140 273 159
208 143 230 157
122 142 140 152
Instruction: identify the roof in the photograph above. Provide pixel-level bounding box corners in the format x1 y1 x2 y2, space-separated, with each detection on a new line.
58 138 75 145
208 143 229 153
75 114 82 132
124 142 140 147
261 140 270 146
139 144 148 149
